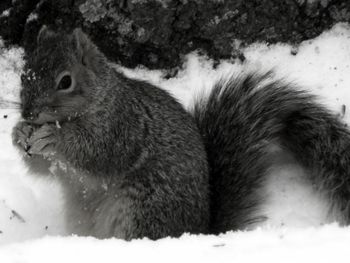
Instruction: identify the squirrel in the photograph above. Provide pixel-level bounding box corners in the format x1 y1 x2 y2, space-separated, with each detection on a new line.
13 26 210 240
12 26 350 239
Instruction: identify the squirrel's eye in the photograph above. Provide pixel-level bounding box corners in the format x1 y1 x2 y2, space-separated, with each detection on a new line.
57 75 72 90
56 72 75 93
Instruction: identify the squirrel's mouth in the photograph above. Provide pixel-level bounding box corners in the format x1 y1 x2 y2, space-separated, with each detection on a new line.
25 112 65 125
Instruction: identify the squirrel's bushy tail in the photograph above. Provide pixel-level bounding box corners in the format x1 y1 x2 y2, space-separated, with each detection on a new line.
193 72 350 234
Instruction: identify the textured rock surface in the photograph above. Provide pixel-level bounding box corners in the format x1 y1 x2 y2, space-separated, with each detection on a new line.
1 0 350 69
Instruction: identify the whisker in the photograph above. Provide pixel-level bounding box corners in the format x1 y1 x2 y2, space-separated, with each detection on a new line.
0 98 21 105
0 98 22 109
0 105 21 110
0 105 21 109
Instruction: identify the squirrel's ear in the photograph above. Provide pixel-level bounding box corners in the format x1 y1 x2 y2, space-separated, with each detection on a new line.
37 25 55 44
72 28 98 67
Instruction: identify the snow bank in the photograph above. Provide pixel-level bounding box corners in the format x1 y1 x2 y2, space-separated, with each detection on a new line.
0 23 350 261
1 225 350 263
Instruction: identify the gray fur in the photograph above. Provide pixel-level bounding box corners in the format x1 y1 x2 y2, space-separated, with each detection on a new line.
193 72 350 233
13 27 209 240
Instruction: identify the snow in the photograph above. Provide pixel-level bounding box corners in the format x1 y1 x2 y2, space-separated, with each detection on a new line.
1 23 350 261
26 13 38 23
1 226 350 263
0 9 10 18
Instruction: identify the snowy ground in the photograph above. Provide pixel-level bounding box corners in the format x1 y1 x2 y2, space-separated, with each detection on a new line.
1 23 350 262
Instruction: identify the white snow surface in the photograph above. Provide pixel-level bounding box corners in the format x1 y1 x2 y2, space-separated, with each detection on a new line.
0 23 350 261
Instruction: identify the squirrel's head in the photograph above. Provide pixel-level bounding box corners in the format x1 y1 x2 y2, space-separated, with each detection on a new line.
20 26 109 125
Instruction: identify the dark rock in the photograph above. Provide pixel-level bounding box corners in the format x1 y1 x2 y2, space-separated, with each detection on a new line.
0 0 11 14
0 0 349 70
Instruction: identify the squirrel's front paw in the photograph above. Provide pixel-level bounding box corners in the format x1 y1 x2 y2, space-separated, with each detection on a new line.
12 121 34 152
27 124 58 157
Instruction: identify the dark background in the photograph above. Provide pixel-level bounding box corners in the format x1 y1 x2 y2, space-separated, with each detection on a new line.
0 0 349 71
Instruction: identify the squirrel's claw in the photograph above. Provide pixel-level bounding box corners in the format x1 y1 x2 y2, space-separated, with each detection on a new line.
12 122 33 152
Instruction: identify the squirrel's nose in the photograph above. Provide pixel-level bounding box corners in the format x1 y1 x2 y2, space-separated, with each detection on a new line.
22 108 38 121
